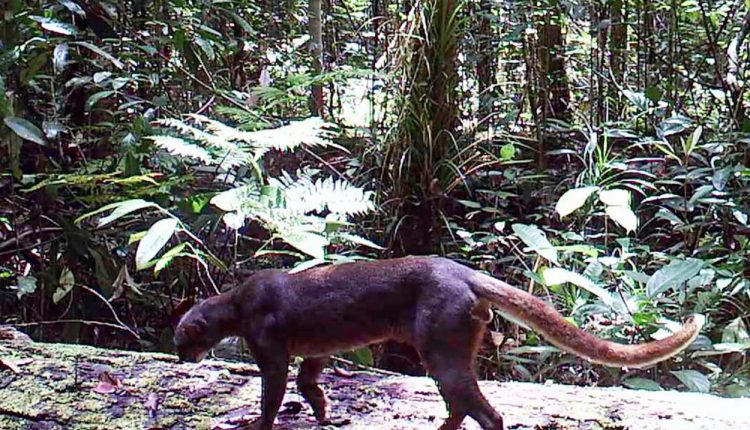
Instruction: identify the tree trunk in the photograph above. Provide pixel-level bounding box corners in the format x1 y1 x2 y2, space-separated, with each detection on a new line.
475 0 497 131
309 0 324 116
538 20 571 122
610 0 627 118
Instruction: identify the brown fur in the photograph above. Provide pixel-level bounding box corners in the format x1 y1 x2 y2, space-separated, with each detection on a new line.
174 256 704 430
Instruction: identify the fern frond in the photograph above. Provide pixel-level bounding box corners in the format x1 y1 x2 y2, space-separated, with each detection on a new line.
269 174 375 216
242 117 343 154
146 136 213 163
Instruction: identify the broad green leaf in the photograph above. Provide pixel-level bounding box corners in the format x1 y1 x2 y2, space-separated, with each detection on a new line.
86 90 115 111
655 208 684 226
622 90 649 111
224 10 254 33
4 117 46 145
645 86 664 102
96 199 157 227
713 167 732 191
659 115 692 137
349 347 374 366
646 258 705 297
583 260 603 279
555 186 599 217
542 267 612 306
88 247 114 296
72 42 124 69
154 243 188 274
599 189 630 206
194 36 215 60
692 342 750 358
554 244 600 257
605 128 639 138
136 218 179 270
722 317 750 343
687 185 714 208
222 212 246 230
280 230 328 259
289 258 327 274
211 185 256 212
129 231 147 244
93 71 112 83
605 205 638 232
30 16 77 35
689 125 703 148
57 0 85 15
337 233 384 250
671 370 710 393
512 224 558 264
457 199 482 209
623 377 663 391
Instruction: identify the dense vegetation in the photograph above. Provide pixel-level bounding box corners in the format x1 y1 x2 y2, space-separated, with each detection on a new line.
1 0 749 397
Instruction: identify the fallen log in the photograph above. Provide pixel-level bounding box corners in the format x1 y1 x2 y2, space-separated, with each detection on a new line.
0 327 745 430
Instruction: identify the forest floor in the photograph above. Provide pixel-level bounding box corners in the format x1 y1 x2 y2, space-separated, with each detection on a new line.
0 327 747 430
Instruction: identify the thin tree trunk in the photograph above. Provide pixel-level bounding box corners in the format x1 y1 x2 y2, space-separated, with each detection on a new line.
610 0 627 118
309 0 324 116
538 20 570 122
476 0 497 131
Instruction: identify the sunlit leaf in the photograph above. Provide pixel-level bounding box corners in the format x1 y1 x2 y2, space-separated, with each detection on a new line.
53 43 69 74
349 347 374 366
53 268 75 304
659 115 692 137
605 205 638 232
512 224 558 264
154 243 188 274
555 186 599 217
92 199 157 227
279 230 328 259
337 233 384 250
542 268 612 306
622 90 648 111
722 317 750 344
30 16 77 35
4 117 46 145
599 189 630 206
135 218 179 270
646 258 705 297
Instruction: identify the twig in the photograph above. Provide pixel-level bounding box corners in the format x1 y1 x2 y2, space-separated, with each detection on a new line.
11 319 135 333
79 285 140 339
0 227 62 252
330 356 402 377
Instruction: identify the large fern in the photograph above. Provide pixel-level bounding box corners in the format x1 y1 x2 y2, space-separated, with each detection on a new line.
149 115 378 264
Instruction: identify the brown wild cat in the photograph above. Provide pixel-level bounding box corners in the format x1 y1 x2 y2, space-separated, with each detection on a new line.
174 256 704 430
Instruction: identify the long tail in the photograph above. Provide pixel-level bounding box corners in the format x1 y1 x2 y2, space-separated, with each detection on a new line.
468 271 704 368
